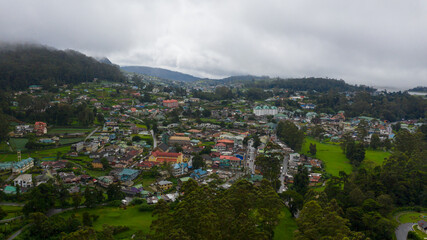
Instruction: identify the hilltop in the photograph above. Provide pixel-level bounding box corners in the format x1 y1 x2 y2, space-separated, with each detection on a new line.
0 44 125 90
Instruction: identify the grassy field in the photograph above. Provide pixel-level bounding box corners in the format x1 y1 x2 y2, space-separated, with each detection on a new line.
398 211 427 223
0 146 71 162
274 207 297 240
9 138 28 151
0 205 23 219
58 138 85 145
59 206 154 239
302 138 391 176
362 150 391 167
49 128 93 134
302 138 352 176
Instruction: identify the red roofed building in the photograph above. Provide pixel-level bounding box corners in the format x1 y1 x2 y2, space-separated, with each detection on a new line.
163 99 179 108
217 139 234 149
34 122 47 135
148 151 184 163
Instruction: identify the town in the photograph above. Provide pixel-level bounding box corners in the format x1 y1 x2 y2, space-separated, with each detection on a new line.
0 71 425 240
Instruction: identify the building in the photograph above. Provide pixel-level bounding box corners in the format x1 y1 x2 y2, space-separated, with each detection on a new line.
92 159 103 169
118 168 139 182
172 162 189 177
14 174 33 188
148 151 184 163
0 157 36 173
3 186 17 195
163 99 179 108
157 180 173 191
71 142 84 152
253 105 278 116
169 136 191 146
34 122 47 135
418 220 427 233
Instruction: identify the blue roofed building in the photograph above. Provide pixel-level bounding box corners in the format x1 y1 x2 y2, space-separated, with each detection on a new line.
119 168 139 181
190 168 208 180
172 162 189 177
0 158 34 173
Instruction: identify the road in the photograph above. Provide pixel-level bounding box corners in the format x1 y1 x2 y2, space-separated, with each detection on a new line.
0 203 24 207
85 127 99 141
278 155 288 193
129 116 158 148
245 139 256 174
395 223 414 240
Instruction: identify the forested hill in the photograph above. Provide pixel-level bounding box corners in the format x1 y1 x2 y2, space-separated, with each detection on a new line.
0 44 125 90
244 77 375 92
121 66 200 82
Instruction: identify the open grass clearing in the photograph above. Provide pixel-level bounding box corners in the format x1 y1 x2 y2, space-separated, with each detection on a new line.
0 205 23 219
49 127 94 134
302 138 352 176
398 211 427 223
59 206 154 239
274 207 297 240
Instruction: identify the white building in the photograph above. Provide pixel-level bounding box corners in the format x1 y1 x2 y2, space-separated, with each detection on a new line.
14 174 33 188
253 105 278 116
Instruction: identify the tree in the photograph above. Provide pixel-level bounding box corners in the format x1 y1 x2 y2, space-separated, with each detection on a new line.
309 143 317 156
71 193 82 209
277 120 304 151
0 114 9 143
255 151 282 190
107 183 124 201
292 165 310 196
280 190 303 217
0 207 7 220
82 212 92 227
192 154 205 169
101 157 110 170
83 187 97 208
370 134 381 150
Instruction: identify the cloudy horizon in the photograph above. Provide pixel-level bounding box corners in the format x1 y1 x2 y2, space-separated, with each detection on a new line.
1 0 426 88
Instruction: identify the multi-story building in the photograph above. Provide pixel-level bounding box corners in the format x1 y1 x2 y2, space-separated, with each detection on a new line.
163 99 179 108
253 105 278 116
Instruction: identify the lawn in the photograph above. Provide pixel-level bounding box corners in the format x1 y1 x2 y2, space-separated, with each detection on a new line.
59 206 154 239
274 207 297 240
301 138 352 176
398 212 427 223
9 138 28 151
302 138 391 176
362 150 391 167
49 128 93 134
0 205 23 219
58 138 85 145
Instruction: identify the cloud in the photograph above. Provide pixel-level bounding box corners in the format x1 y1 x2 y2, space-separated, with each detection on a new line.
0 0 426 88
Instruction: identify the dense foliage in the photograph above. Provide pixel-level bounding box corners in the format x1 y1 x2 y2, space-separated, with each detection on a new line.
148 179 283 240
245 77 373 92
0 44 125 90
277 120 305 152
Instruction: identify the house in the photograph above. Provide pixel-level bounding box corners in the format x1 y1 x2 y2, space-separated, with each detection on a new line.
190 168 208 180
3 186 17 195
253 105 278 116
71 142 84 152
163 99 179 108
148 151 184 163
12 157 34 173
168 136 191 146
118 168 139 181
172 162 189 177
157 180 173 191
92 159 103 169
136 161 160 170
418 220 427 233
34 122 47 135
14 174 33 188
97 176 114 187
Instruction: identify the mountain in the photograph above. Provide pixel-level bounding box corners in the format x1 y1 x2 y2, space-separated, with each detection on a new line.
0 44 125 90
121 66 200 82
408 86 427 92
96 57 113 65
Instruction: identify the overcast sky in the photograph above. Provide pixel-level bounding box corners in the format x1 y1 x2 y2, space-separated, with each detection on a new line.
1 0 426 88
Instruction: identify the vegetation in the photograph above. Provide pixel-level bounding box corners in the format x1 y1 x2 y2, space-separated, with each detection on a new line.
0 44 124 90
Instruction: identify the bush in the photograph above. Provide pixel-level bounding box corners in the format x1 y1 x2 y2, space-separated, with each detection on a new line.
130 198 145 206
108 200 122 207
138 202 154 212
407 231 422 240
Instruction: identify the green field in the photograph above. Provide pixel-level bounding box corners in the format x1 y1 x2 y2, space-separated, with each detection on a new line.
49 128 93 134
302 138 352 176
398 211 427 223
9 138 28 151
0 205 23 219
59 206 154 238
58 138 85 145
302 138 391 176
274 207 297 240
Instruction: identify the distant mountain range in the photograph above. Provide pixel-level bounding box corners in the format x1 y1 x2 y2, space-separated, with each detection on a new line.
121 66 201 82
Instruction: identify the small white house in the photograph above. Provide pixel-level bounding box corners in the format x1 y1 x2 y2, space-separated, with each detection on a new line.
14 174 33 188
